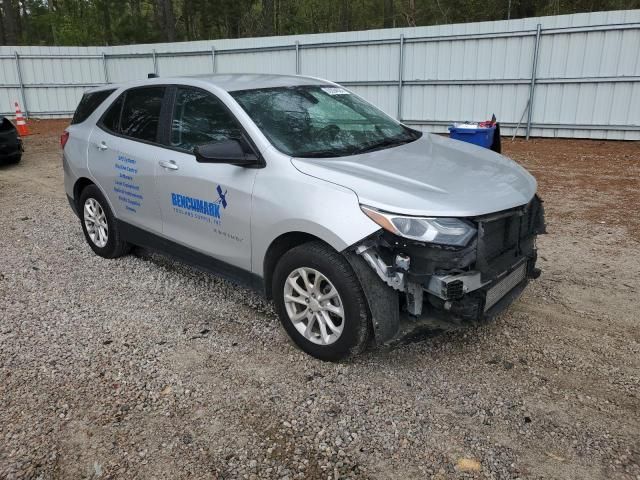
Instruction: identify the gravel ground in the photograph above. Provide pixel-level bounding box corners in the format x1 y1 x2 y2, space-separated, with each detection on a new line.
1 126 639 479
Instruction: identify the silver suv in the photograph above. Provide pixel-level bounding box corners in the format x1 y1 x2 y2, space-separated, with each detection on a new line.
63 74 545 361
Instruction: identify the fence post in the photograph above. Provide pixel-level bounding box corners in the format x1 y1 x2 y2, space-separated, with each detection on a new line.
102 52 110 84
397 34 405 120
526 23 542 140
211 46 216 73
152 49 159 75
13 51 28 118
295 41 300 74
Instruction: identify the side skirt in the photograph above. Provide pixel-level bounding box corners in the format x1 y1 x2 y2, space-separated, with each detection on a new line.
118 220 265 295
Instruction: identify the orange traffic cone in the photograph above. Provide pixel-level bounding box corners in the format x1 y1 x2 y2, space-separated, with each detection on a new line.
14 102 30 136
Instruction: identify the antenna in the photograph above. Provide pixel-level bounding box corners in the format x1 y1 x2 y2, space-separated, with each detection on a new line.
148 73 158 79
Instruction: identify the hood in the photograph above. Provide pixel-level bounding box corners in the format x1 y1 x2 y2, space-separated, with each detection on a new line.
291 133 537 217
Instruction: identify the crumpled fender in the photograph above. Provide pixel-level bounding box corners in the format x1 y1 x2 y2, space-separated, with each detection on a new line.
343 250 399 344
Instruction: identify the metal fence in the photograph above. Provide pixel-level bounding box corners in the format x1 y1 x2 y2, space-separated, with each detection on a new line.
1 9 639 139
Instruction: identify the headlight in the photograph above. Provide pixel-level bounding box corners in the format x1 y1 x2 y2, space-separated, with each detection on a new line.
361 205 476 247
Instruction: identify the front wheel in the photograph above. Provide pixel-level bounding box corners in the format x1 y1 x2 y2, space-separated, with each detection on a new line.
272 242 371 361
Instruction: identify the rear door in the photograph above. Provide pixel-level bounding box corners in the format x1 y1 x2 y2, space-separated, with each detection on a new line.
88 86 167 234
87 94 124 214
154 86 258 270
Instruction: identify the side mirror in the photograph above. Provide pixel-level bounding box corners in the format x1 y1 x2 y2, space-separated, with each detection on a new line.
194 138 262 168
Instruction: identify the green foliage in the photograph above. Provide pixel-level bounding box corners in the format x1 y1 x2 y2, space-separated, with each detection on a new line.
1 0 639 45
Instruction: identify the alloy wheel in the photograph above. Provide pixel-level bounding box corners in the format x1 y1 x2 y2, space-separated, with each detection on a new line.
283 267 345 346
83 198 108 248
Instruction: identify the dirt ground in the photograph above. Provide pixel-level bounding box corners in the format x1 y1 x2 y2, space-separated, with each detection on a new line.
0 122 638 479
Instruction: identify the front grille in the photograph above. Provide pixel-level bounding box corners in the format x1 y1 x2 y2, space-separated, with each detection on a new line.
445 280 464 300
475 196 543 280
481 214 521 262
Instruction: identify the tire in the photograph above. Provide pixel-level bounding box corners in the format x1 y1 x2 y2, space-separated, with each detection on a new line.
78 184 130 259
272 241 371 361
1 153 21 164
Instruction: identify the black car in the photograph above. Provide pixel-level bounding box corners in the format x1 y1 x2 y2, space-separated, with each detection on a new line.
0 117 23 164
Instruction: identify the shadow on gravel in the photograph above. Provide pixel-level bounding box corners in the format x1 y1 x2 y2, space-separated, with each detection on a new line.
129 245 494 358
131 247 276 317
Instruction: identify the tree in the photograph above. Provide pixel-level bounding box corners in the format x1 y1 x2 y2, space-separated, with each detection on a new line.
1 0 20 44
157 0 176 41
98 0 113 44
383 0 394 27
403 0 416 26
262 0 274 35
3 0 640 46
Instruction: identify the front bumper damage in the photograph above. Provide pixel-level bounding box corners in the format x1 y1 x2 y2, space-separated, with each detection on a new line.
346 195 546 344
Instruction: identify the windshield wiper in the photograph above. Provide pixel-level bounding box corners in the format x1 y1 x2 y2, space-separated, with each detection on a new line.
350 136 415 155
298 151 337 158
297 135 417 158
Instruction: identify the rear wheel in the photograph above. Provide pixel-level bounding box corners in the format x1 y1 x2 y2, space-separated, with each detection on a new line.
1 153 21 164
79 185 130 258
273 241 370 361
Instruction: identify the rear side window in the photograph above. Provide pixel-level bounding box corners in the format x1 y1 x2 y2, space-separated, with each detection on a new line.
100 94 124 133
71 89 115 125
120 87 165 142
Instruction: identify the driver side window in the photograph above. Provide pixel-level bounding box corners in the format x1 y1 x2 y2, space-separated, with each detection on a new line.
170 87 243 152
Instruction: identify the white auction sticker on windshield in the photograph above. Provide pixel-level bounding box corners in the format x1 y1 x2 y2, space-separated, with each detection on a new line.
321 87 350 95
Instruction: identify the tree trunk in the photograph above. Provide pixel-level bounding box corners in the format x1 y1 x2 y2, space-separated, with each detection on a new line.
405 0 416 27
48 0 57 45
19 0 28 42
339 0 351 31
2 0 19 45
262 0 274 35
157 0 176 42
99 0 113 45
181 0 192 40
0 6 5 45
513 0 536 19
383 0 394 28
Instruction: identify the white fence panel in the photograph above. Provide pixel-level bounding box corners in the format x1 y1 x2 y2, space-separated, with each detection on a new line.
0 9 639 139
106 56 156 83
158 53 214 76
302 43 400 82
348 85 398 118
216 50 297 74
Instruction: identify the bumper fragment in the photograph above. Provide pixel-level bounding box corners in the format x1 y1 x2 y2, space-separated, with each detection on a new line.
349 195 546 344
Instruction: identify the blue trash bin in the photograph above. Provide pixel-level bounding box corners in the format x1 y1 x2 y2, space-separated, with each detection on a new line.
448 124 496 149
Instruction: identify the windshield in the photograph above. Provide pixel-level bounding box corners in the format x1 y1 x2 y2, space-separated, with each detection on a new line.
230 85 421 158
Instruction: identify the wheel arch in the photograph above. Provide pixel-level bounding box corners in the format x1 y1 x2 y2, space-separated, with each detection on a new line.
263 231 400 346
73 177 96 209
73 177 117 218
262 231 336 299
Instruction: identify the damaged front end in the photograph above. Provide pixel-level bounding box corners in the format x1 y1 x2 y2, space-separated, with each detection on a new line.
345 195 546 344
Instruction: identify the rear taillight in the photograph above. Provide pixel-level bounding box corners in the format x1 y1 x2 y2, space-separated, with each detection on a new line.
60 131 69 149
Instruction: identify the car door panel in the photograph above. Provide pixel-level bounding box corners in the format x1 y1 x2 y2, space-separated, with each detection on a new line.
155 86 257 271
88 86 166 234
111 137 165 234
86 127 125 216
156 153 256 270
88 128 164 235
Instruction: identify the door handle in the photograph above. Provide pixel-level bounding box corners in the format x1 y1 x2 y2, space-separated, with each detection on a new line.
96 141 108 151
159 160 179 171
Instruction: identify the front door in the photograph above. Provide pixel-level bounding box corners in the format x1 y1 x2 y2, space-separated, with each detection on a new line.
155 86 258 270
